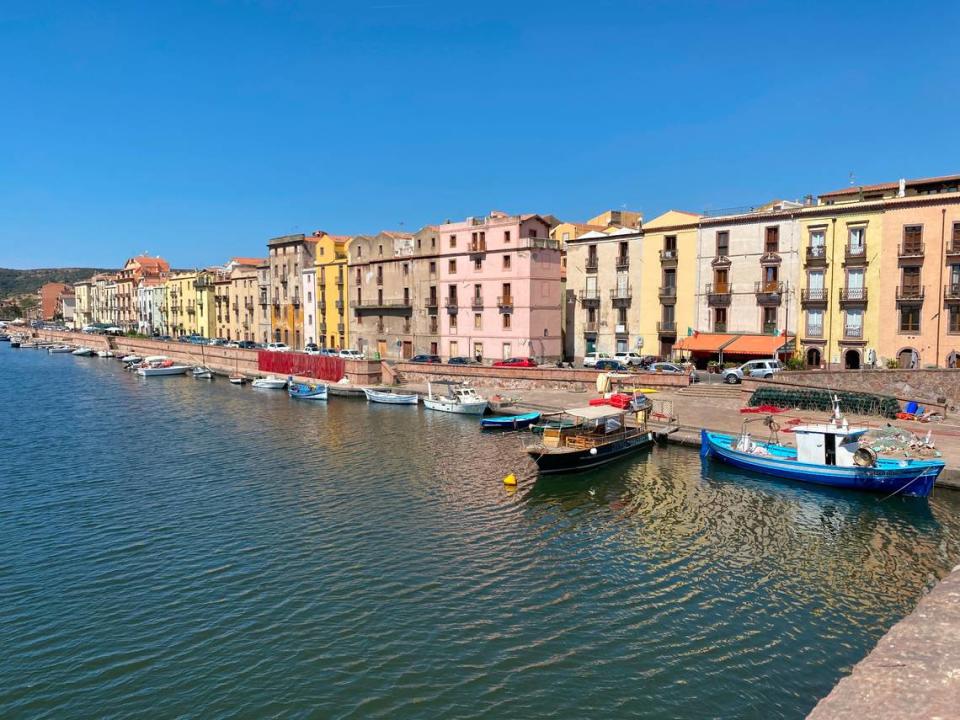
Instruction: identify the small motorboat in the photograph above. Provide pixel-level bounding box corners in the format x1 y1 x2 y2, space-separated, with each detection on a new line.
121 354 143 364
0 334 9 341
193 366 215 379
71 347 95 356
48 345 75 354
362 388 419 405
252 376 288 389
422 381 488 415
136 358 190 376
288 382 328 400
481 411 542 430
700 398 944 498
9 340 21 348
229 375 247 385
97 350 115 358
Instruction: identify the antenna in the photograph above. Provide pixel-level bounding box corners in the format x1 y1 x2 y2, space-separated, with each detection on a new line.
848 171 856 187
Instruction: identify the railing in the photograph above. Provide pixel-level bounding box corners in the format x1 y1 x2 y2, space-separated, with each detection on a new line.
615 256 629 270
445 298 458 313
947 244 960 257
471 296 484 309
844 325 863 339
805 325 824 338
584 321 599 333
520 237 560 250
611 286 632 300
579 289 601 303
898 242 925 259
497 296 514 311
585 257 598 272
806 245 827 262
429 320 439 333
657 320 676 333
658 286 676 299
426 296 439 309
714 322 727 332
945 284 960 300
349 299 412 309
337 323 345 334
762 322 778 334
755 280 783 294
376 322 385 333
259 294 268 306
801 288 829 303
896 286 925 301
659 249 678 263
839 288 868 303
706 283 731 306
845 244 867 262
292 295 301 307
469 242 487 254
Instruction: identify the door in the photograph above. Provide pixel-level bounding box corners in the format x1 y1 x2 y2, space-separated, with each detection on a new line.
402 341 413 359
377 340 387 358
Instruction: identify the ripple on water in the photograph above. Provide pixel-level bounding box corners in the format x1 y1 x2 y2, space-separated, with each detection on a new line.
2 345 960 719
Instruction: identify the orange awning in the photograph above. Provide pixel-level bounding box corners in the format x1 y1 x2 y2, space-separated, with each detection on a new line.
723 334 793 356
673 333 736 353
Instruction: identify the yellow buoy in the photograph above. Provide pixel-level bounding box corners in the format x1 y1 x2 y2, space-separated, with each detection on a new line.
503 473 517 486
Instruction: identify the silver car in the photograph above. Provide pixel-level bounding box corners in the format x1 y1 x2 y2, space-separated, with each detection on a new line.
722 359 784 384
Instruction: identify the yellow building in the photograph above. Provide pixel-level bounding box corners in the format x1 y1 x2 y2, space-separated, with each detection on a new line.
314 233 351 349
163 271 215 338
638 210 701 357
797 202 884 369
214 259 262 342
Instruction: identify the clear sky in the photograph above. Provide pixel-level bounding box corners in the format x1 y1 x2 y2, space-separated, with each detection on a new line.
2 0 958 269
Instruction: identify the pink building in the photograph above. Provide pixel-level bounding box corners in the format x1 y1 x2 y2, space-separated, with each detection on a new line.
437 210 562 362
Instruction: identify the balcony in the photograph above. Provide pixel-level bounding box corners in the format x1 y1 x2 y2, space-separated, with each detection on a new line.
258 294 268 306
945 284 960 304
755 281 784 306
319 322 327 334
896 286 925 306
335 299 344 310
898 242 925 265
585 256 598 273
714 322 727 332
805 245 828 266
658 285 676 303
376 322 385 333
349 298 413 315
805 325 824 339
445 298 458 314
579 289 601 307
245 298 254 310
584 321 599 335
291 295 301 307
610 286 632 307
426 296 439 311
471 296 484 310
844 244 867 266
762 322 778 335
843 325 864 340
615 255 629 270
337 323 345 334
839 287 868 306
947 243 960 261
657 320 676 335
195 276 214 289
498 296 514 313
186 303 196 315
469 242 487 259
706 283 731 307
659 249 678 267
800 288 829 306
272 296 280 308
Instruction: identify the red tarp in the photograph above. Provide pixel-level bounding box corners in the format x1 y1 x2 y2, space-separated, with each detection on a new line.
258 351 345 381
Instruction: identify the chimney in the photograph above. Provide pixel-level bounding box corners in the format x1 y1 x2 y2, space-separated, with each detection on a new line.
898 178 906 197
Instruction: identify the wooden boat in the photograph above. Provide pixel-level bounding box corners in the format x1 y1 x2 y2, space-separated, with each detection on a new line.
252 376 288 389
525 402 655 473
192 366 215 379
481 411 541 430
362 388 419 405
288 382 328 400
423 381 488 415
700 402 944 498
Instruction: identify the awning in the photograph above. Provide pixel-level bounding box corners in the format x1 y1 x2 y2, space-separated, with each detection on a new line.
673 333 736 353
724 334 793 356
565 406 628 421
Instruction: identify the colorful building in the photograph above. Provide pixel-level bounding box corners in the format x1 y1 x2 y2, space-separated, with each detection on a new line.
36 282 71 321
266 234 317 349
73 280 92 329
314 233 351 350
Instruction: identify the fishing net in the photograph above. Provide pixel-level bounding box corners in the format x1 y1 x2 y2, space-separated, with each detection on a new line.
747 387 900 419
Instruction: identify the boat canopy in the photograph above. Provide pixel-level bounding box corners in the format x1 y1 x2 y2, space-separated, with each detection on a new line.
564 406 628 421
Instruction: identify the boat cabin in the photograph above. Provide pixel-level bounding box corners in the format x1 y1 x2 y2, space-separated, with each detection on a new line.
540 403 648 449
791 422 868 467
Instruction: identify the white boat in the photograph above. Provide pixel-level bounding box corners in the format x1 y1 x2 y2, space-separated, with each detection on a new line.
362 387 419 405
71 347 95 356
48 345 74 354
229 375 247 385
121 354 143 363
423 381 488 415
97 350 115 358
193 366 215 379
252 376 288 389
136 363 190 377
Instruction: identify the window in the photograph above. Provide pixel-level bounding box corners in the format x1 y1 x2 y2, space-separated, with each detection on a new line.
617 307 627 324
845 309 863 337
378 245 383 256
504 231 511 243
765 226 779 253
431 237 436 249
529 228 538 238
502 282 512 303
848 226 866 253
587 244 598 265
763 307 777 331
449 312 457 329
664 235 677 255
806 309 823 336
429 261 437 276
951 308 960 333
449 235 457 248
474 313 482 329
900 307 920 333
502 343 511 359
356 246 362 257
503 254 511 269
473 258 482 270
417 239 421 250
562 232 570 241
713 268 729 291
809 228 826 257
716 231 729 257
402 263 409 276
714 307 727 331
450 341 458 356
448 259 457 273
953 223 960 251
904 225 923 245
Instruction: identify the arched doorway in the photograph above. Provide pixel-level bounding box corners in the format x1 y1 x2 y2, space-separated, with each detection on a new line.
844 349 861 370
898 348 917 369
806 347 822 368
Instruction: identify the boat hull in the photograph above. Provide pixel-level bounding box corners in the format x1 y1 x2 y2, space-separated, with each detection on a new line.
136 365 190 377
363 389 418 405
252 378 288 389
481 412 541 430
700 430 941 498
288 383 328 400
423 398 488 415
528 431 655 473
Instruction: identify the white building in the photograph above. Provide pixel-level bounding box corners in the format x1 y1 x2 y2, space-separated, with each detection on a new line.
137 281 167 336
302 266 317 347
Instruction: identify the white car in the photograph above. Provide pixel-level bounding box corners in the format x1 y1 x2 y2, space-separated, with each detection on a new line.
722 359 783 384
583 352 612 368
265 342 291 352
614 351 644 366
339 349 364 360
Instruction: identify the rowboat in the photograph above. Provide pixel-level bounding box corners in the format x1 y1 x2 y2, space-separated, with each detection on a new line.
288 382 328 400
481 411 541 430
700 407 944 498
524 401 654 473
192 366 215 379
362 388 419 405
422 381 488 415
252 376 288 389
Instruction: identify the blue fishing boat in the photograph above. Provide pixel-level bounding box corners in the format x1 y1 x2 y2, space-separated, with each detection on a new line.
481 411 541 430
288 382 328 401
700 408 944 498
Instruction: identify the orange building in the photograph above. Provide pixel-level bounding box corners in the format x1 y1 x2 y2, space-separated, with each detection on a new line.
36 282 71 321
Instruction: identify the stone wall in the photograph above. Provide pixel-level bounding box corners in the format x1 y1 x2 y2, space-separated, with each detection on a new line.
393 362 691 391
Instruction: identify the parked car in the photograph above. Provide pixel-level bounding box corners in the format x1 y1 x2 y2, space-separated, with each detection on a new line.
583 352 612 368
410 354 442 363
237 340 258 349
648 362 700 382
448 356 479 365
265 342 291 352
722 359 784 384
224 341 240 348
339 349 364 360
493 357 538 368
304 343 321 355
157 335 173 342
613 351 644 366
208 338 227 347
595 359 629 372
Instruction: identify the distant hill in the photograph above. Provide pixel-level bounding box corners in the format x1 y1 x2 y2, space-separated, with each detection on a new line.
0 268 115 299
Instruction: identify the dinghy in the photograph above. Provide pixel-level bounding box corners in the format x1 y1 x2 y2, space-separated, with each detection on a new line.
480 411 541 430
362 388 419 405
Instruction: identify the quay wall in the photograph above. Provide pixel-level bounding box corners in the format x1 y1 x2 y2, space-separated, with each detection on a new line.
391 362 692 391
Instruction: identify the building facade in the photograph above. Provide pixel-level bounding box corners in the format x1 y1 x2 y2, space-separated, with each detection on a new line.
315 233 351 350
436 211 562 362
137 280 167 336
302 266 317 347
266 234 317 350
36 282 71 321
73 281 92 329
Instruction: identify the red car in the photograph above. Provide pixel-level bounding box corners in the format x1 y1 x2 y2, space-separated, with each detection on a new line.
493 357 538 368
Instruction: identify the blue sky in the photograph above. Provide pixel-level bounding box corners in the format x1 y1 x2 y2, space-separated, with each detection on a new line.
1 0 958 268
